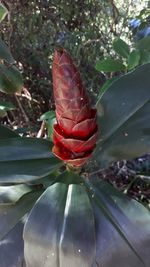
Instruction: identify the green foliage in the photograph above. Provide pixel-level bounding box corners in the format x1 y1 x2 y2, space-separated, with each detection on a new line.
0 65 23 94
0 137 61 184
127 50 141 70
113 38 130 59
136 35 150 50
0 102 15 118
0 1 150 266
0 0 141 99
0 3 8 23
95 58 126 72
39 111 56 122
0 29 23 96
0 61 150 266
39 110 56 140
96 36 150 75
96 35 150 99
24 175 150 267
0 39 15 64
96 76 118 104
95 64 150 168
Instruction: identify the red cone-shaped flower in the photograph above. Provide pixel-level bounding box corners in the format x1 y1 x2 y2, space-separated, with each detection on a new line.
52 48 98 167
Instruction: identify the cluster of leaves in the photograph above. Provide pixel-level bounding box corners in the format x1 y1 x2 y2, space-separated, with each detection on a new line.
0 2 150 266
0 61 150 266
1 0 146 98
95 34 150 103
0 3 23 118
96 36 150 73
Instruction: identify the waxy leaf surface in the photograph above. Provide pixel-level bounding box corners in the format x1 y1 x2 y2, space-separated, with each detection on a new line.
0 220 25 267
0 190 42 267
0 184 32 205
24 171 150 267
0 137 61 184
24 179 95 267
86 177 150 267
95 64 150 167
0 191 41 242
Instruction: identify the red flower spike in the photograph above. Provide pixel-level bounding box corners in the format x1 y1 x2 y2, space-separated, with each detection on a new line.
52 48 98 167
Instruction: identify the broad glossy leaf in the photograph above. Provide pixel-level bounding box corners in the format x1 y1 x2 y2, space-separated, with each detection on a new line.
95 58 126 72
24 176 95 267
0 219 25 267
0 137 53 161
0 184 32 204
0 124 19 138
85 177 150 267
96 100 150 166
96 77 118 104
0 64 23 94
95 64 150 167
0 137 61 184
113 38 130 58
24 172 150 267
0 39 15 64
0 190 41 241
0 191 42 267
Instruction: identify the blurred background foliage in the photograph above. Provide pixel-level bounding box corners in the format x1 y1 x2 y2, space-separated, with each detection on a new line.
0 0 150 130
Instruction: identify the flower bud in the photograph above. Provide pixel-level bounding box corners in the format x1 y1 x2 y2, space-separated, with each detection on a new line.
52 48 98 167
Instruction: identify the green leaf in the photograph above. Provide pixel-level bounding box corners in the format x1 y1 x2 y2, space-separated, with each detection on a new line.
140 50 150 64
0 3 8 23
95 64 150 167
39 110 56 121
113 38 130 58
128 50 141 70
24 172 150 267
0 39 15 64
0 102 15 118
0 102 15 111
137 36 150 50
39 110 56 140
47 117 56 140
0 188 42 267
95 58 126 72
94 64 150 167
0 64 23 94
0 190 42 267
24 179 95 267
0 125 19 138
0 184 32 205
0 137 62 184
96 77 119 104
0 190 41 241
0 220 25 267
85 178 150 267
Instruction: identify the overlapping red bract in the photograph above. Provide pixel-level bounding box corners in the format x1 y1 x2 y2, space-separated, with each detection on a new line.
52 48 98 167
